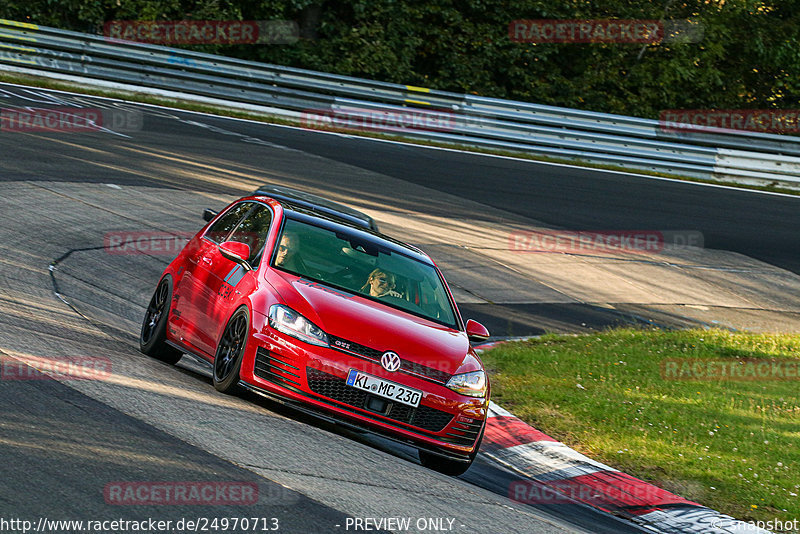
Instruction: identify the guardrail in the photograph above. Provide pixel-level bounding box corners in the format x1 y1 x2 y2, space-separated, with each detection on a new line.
2 19 799 188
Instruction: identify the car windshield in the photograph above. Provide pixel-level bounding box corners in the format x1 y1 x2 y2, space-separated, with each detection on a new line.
272 218 458 329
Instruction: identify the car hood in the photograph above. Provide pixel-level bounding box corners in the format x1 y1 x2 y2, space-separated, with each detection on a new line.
267 272 479 375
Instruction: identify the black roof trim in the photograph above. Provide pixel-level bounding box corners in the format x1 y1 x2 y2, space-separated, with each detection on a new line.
252 184 378 231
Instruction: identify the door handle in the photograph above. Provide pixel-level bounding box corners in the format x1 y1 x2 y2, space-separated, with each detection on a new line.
201 256 213 265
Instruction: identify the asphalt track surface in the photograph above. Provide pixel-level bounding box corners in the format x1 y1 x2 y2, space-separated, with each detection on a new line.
1 82 798 533
0 84 661 534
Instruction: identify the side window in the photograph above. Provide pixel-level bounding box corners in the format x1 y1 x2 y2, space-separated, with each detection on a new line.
205 202 253 243
228 204 272 266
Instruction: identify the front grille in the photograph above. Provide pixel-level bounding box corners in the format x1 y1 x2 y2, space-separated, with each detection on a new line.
306 367 453 433
305 367 368 406
254 347 301 387
403 360 451 383
327 334 452 383
328 335 383 360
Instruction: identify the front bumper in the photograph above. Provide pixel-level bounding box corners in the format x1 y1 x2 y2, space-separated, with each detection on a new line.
241 330 488 459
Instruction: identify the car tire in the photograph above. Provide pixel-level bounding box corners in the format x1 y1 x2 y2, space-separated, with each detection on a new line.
213 306 250 394
419 425 485 476
139 276 183 365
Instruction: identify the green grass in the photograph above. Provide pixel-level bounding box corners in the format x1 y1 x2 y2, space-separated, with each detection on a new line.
2 70 799 197
481 328 800 525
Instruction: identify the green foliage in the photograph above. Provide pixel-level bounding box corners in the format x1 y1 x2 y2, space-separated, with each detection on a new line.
1 0 798 118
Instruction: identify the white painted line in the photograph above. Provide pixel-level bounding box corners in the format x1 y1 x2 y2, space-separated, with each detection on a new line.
490 440 616 480
488 400 515 418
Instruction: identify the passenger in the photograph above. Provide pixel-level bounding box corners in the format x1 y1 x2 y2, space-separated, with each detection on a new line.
360 268 403 298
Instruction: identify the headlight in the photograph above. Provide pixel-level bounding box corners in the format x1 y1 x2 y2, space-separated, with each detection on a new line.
446 370 487 397
268 305 329 347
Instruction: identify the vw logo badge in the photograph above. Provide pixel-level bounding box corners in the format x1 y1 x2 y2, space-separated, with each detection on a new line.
381 351 401 372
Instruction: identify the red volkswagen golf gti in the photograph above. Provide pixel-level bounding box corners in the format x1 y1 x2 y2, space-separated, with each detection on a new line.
140 193 491 475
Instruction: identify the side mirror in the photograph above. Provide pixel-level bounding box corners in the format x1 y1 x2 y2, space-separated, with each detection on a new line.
218 241 252 271
203 208 218 222
466 319 490 342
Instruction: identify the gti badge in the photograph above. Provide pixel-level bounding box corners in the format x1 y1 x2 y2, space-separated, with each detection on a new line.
380 351 401 372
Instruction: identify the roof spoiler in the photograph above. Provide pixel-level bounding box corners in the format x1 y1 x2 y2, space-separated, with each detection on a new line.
252 184 379 231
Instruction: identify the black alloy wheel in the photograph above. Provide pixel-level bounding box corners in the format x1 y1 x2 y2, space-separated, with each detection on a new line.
139 276 183 365
213 307 250 393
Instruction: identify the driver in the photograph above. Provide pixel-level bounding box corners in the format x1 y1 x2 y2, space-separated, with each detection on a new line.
275 232 307 273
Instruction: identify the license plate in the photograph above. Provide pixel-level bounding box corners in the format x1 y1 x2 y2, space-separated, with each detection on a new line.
346 369 422 408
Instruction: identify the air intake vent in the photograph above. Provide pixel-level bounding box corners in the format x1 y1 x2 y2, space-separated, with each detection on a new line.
254 347 301 387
